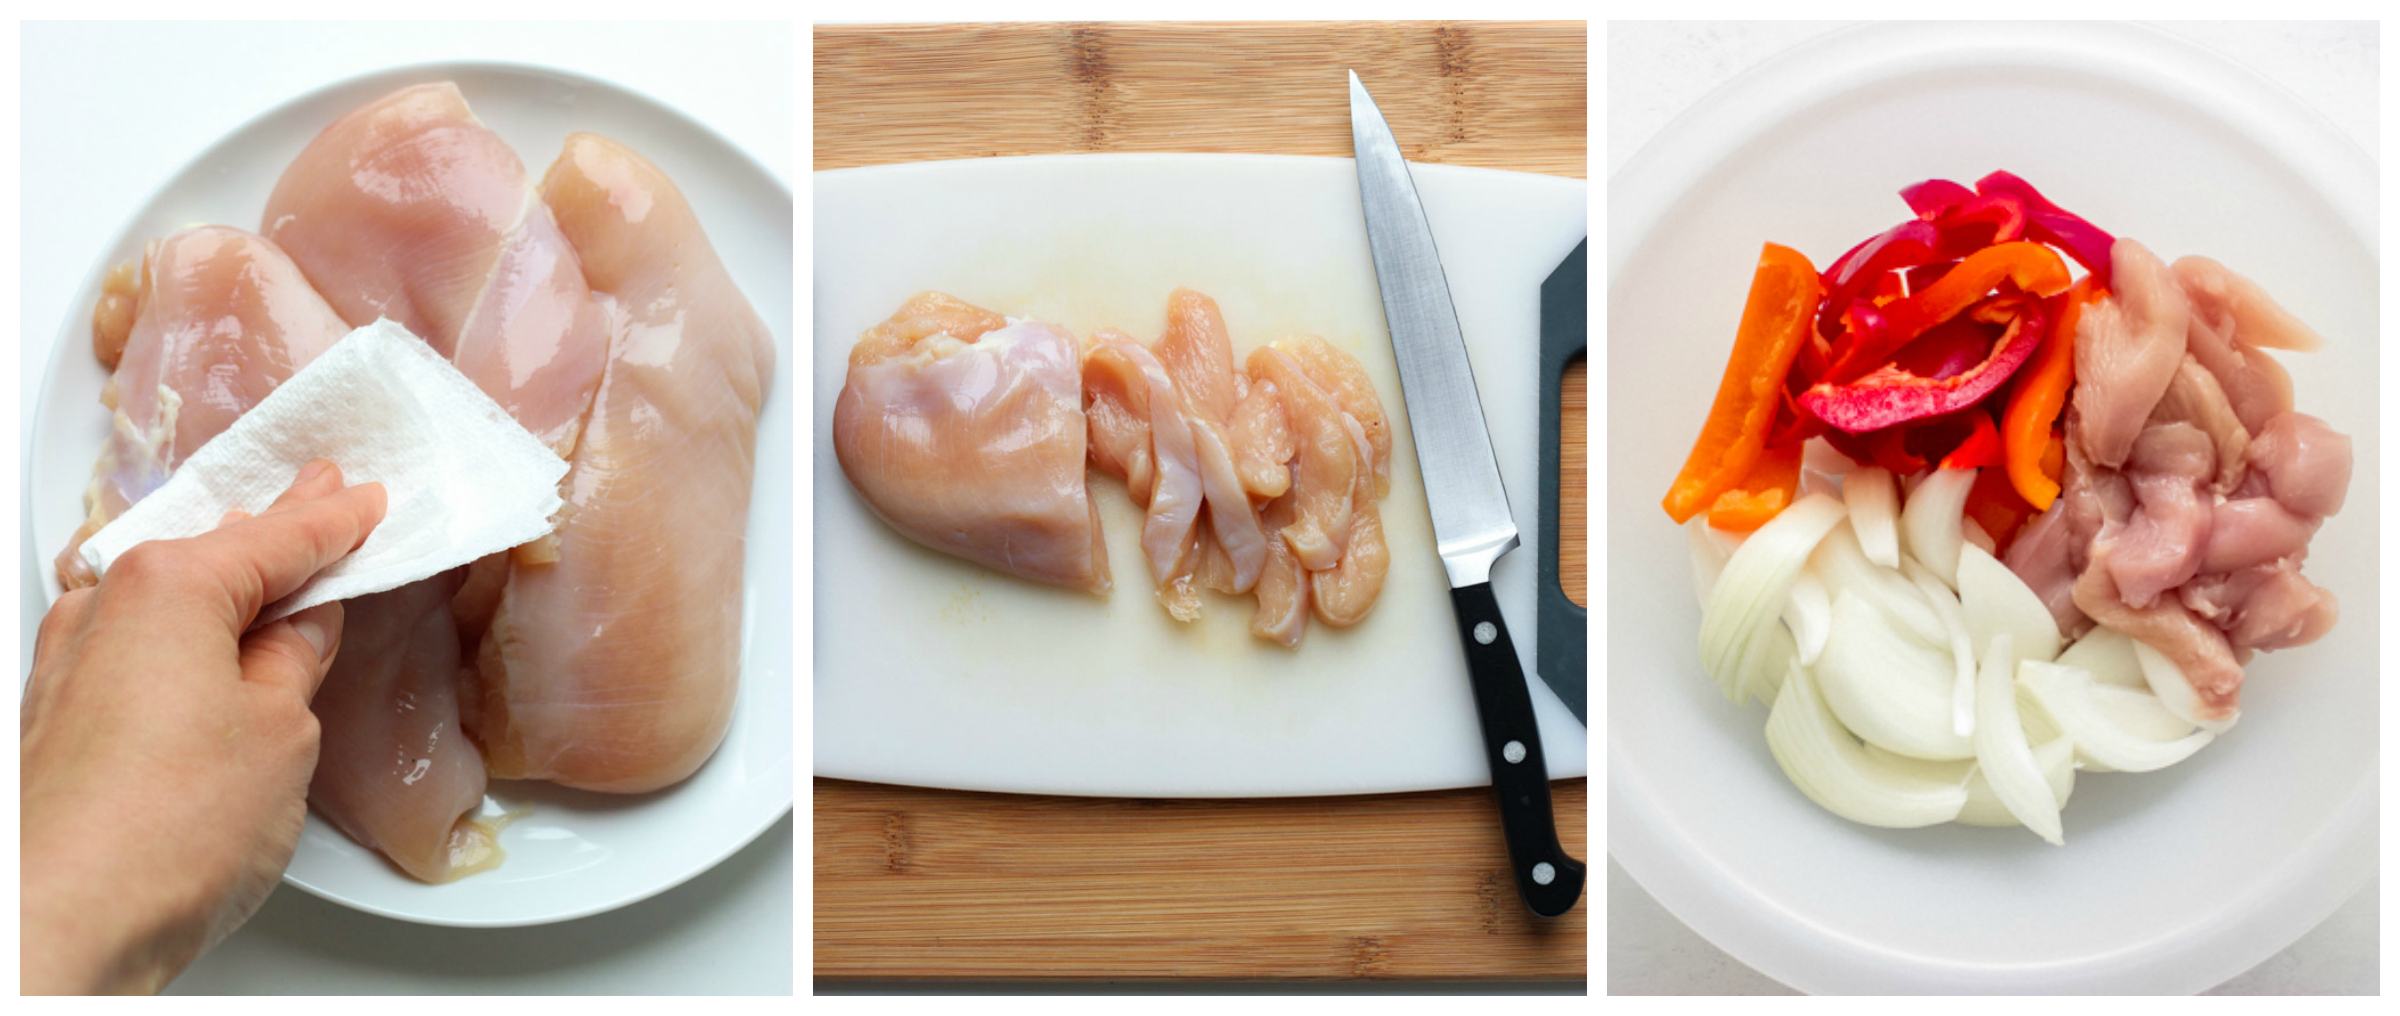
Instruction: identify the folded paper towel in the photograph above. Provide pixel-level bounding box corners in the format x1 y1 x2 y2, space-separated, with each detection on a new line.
81 318 570 625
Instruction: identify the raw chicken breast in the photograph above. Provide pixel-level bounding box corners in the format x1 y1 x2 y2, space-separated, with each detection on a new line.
306 571 501 883
2246 412 2351 518
57 226 349 587
1245 345 1359 571
840 304 1113 594
2145 357 2249 493
1250 490 1310 646
263 81 611 454
2072 545 2245 724
2173 255 2325 352
472 133 775 792
2106 423 2215 609
2071 239 2186 469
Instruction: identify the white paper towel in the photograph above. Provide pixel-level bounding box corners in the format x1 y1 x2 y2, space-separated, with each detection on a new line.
81 318 570 625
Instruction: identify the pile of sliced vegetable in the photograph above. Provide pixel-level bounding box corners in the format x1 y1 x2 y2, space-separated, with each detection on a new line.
1670 172 2230 843
1688 478 2218 843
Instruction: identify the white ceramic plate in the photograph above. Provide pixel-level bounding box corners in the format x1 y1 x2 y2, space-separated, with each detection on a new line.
815 155 1586 796
1607 22 2376 993
26 63 795 927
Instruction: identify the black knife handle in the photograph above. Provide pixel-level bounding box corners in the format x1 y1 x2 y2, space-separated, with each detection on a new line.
1449 580 1585 918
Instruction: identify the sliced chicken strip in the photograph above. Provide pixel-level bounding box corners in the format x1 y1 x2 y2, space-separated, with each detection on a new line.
2146 356 2249 493
1187 415 1268 592
2107 423 2216 609
1083 329 1158 504
1277 334 1393 496
2179 295 2294 436
2246 412 2351 518
1229 377 1295 498
1155 288 1241 424
2226 569 2338 651
1250 488 1310 647
1311 414 1389 627
1246 345 1358 570
306 571 500 883
473 133 776 792
2172 255 2325 352
1086 332 1205 586
2202 498 2320 574
2073 543 2245 724
57 227 350 588
2071 239 2187 469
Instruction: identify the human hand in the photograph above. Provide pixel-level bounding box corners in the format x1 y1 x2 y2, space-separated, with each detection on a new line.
20 459 385 995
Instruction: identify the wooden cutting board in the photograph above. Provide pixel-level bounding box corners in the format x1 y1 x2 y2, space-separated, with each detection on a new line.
814 20 1586 982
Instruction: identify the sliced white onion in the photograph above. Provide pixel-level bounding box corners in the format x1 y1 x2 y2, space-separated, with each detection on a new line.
1766 662 1970 828
1698 494 1846 697
1785 571 1831 667
2019 660 2215 773
1814 590 1973 760
1901 557 1977 740
2088 683 2201 741
1845 466 1901 569
1798 467 1842 502
1899 466 1976 589
2016 682 2064 745
1973 634 2063 844
2056 626 2147 689
1956 737 2076 828
2131 638 2238 733
1732 620 1797 707
1957 541 2062 664
1807 523 1948 647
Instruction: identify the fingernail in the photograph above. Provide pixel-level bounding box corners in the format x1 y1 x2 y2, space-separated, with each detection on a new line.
297 459 331 484
292 614 332 658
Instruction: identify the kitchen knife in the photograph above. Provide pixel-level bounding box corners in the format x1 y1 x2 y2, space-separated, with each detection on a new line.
1537 240 1588 725
1347 70 1584 918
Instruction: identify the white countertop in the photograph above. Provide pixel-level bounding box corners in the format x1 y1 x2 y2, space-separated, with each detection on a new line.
1604 20 2377 996
17 21 793 994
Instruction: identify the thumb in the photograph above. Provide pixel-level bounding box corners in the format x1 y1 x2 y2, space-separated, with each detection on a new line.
239 602 345 702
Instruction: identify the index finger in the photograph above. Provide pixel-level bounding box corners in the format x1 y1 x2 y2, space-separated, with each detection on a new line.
188 481 388 629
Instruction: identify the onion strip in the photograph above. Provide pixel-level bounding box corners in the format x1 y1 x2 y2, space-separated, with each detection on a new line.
1766 662 1970 828
1974 635 2064 844
2020 661 2214 772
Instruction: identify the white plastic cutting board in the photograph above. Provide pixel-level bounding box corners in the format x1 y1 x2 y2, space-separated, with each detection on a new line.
813 154 1586 797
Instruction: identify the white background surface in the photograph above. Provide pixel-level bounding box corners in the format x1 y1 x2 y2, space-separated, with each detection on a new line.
1605 20 2377 996
17 21 794 994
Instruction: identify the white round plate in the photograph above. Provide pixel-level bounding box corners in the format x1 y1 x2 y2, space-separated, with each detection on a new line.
1608 22 2375 994
27 63 794 927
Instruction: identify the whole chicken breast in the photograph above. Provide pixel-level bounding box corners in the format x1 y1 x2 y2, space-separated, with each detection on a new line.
471 133 776 793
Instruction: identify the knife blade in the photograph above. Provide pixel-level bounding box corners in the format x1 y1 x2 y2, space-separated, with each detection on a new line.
1348 70 1584 918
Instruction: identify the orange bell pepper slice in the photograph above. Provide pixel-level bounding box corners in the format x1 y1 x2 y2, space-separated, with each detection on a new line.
1664 243 1823 524
2003 276 2106 509
1705 438 1804 533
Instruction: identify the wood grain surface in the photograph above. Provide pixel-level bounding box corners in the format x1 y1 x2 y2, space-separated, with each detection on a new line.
814 20 1588 983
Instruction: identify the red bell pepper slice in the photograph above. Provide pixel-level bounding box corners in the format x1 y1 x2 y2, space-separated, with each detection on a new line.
1799 295 2050 434
1975 170 2116 286
1816 219 1938 339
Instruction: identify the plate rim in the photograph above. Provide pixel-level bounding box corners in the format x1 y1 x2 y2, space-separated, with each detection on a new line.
1605 20 2377 993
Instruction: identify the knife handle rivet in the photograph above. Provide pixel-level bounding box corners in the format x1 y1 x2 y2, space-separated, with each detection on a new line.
1503 740 1526 764
1531 862 1556 886
1473 621 1497 645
